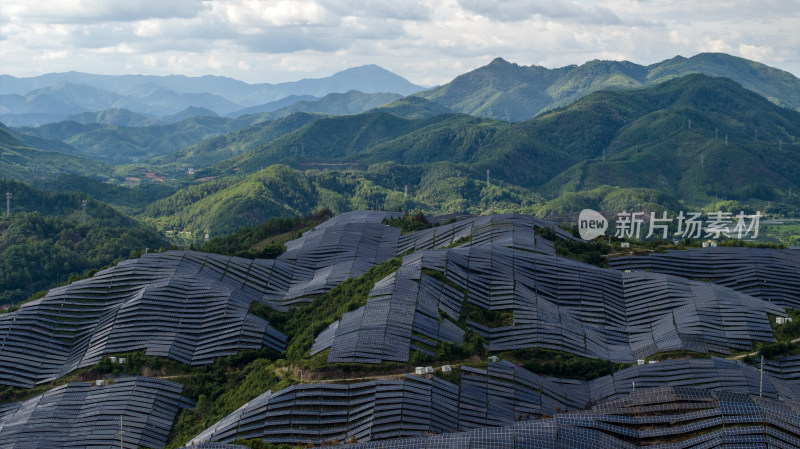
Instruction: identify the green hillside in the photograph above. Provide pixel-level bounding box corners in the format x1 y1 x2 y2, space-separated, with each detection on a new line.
38 174 178 215
536 74 800 205
14 116 245 164
139 74 800 236
207 112 507 177
376 96 455 119
417 53 800 121
0 122 110 181
143 112 320 176
0 179 168 306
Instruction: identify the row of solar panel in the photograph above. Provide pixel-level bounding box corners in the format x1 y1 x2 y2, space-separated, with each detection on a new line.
609 247 800 309
189 357 800 446
316 245 785 365
0 251 288 388
0 377 192 448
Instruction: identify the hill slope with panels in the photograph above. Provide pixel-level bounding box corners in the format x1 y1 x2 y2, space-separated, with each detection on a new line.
268 211 571 308
609 247 800 309
0 212 568 388
313 245 785 364
188 358 800 446
0 251 287 388
0 377 192 448
204 387 799 449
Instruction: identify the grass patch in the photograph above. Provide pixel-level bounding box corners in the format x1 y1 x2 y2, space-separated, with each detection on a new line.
499 348 629 381
459 301 513 328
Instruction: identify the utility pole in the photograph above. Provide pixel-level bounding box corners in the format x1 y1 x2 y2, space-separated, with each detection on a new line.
760 354 764 398
486 170 490 187
5 192 10 217
119 416 125 449
82 200 87 224
404 184 408 198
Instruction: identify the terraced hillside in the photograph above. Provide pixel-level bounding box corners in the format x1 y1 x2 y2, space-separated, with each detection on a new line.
1 211 799 448
189 358 800 446
0 377 193 448
191 383 800 449
609 247 800 309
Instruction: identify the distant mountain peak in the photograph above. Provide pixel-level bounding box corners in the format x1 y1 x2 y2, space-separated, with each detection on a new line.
489 57 511 65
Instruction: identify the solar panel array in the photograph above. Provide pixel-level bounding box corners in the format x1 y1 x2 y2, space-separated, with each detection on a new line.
274 212 572 308
3 211 796 448
762 355 800 383
188 357 800 447
0 377 192 449
0 251 287 388
0 212 577 388
609 247 800 309
271 215 403 308
396 213 573 255
360 385 800 449
316 245 785 364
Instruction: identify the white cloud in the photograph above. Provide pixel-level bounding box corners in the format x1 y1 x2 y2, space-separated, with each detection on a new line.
208 55 224 69
458 0 621 24
0 0 798 85
739 43 774 62
700 39 735 54
9 0 204 23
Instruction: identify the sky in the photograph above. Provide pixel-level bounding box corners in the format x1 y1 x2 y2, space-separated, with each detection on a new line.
1 0 799 86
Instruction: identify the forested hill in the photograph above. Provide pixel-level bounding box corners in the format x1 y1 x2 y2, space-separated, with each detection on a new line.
0 179 167 306
152 74 800 237
417 52 800 121
0 122 109 181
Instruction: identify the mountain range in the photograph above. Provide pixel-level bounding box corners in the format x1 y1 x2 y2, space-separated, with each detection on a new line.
137 73 799 235
418 53 800 121
0 65 426 126
1 52 800 237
